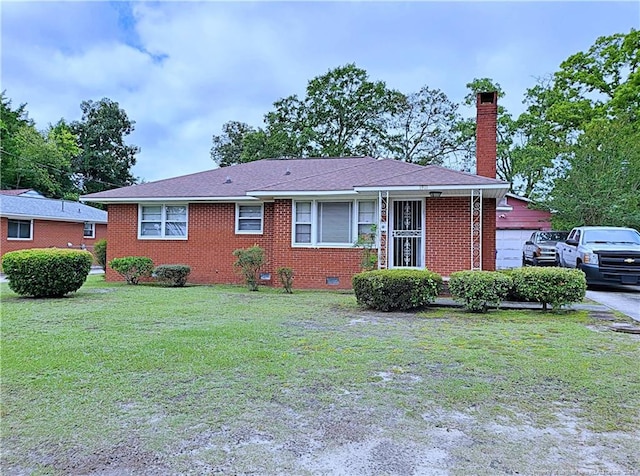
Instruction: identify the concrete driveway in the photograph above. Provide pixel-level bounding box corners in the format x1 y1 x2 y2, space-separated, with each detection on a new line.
586 285 640 322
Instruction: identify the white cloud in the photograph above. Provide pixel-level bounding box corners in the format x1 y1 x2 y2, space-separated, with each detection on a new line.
2 1 638 182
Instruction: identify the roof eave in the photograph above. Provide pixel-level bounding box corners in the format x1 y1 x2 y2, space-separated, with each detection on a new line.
355 183 509 195
1 212 107 224
80 195 261 204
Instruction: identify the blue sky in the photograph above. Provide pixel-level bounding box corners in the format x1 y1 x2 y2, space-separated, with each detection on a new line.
2 1 638 183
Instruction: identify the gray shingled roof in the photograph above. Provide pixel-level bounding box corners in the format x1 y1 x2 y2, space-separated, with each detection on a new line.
81 157 509 202
0 189 36 196
0 194 107 223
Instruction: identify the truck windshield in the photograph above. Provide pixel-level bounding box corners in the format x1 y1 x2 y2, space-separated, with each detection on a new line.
536 231 569 242
583 229 640 245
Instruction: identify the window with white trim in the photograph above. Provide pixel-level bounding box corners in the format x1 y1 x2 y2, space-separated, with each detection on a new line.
7 219 32 240
83 222 95 238
357 201 376 239
293 200 376 246
139 204 187 239
236 204 263 234
294 202 312 243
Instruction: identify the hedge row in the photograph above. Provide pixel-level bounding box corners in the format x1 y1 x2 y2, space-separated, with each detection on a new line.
450 267 586 312
109 257 191 287
353 267 586 313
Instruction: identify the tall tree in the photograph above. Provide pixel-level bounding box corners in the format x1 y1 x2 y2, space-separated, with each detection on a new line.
1 92 32 189
299 63 402 157
47 120 81 198
210 121 257 167
550 29 639 130
521 29 639 206
71 98 139 194
211 64 403 166
383 86 466 165
547 116 640 229
0 93 77 197
505 79 567 199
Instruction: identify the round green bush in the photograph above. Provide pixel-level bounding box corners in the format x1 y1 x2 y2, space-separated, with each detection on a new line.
449 270 513 313
109 256 154 285
352 269 442 312
2 248 93 297
153 264 191 287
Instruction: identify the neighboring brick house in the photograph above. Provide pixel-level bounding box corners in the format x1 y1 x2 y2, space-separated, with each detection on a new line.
495 193 553 269
83 92 509 289
0 190 107 256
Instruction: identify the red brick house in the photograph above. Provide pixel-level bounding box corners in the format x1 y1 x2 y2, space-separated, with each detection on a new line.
0 190 107 256
82 93 508 289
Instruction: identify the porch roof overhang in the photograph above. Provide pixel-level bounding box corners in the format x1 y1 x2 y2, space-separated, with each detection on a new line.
249 184 509 200
353 183 509 199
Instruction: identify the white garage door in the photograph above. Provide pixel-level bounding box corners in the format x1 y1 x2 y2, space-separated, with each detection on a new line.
496 229 536 269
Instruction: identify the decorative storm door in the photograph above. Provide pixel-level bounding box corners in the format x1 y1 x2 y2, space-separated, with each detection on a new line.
391 200 423 268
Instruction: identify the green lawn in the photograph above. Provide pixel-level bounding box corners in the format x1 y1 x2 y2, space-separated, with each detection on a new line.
2 276 639 475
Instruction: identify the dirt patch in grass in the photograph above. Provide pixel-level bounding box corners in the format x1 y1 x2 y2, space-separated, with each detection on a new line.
9 404 637 475
150 403 638 475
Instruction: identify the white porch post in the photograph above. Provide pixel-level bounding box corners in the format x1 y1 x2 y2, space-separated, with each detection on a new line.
471 189 483 270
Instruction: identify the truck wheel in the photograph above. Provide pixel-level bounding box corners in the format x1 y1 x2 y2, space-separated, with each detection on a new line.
532 257 539 266
522 255 527 267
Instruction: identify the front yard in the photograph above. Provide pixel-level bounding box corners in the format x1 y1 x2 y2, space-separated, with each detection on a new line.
1 276 639 475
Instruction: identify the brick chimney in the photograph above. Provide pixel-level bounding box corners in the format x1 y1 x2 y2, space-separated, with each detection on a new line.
476 91 498 178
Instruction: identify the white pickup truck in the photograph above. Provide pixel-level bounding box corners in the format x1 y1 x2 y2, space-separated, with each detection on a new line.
556 226 640 285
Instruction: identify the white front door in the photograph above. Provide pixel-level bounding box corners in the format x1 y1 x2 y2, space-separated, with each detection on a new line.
390 199 424 268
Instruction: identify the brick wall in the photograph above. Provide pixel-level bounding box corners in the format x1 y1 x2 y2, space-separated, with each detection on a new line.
105 198 497 289
425 197 470 274
1 217 107 257
106 203 272 285
105 201 364 289
424 197 496 274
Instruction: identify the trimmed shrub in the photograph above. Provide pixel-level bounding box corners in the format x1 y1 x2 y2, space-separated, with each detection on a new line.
153 264 191 287
2 248 93 297
94 239 107 271
109 256 154 285
232 245 266 291
510 266 587 311
352 269 442 312
449 270 513 313
276 267 294 293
